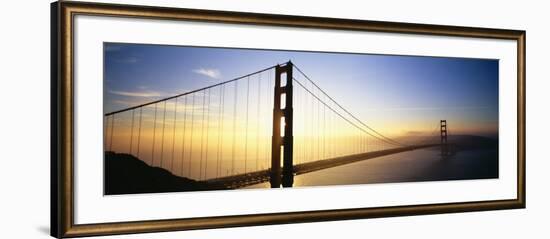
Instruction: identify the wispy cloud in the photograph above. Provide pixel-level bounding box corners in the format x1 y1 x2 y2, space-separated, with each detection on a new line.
193 68 221 79
109 90 163 98
112 99 207 110
112 99 140 107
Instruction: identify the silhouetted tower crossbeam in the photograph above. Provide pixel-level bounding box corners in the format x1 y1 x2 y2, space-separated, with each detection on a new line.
271 61 294 188
440 120 448 156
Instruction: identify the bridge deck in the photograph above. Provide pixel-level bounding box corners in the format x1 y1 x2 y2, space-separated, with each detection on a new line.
204 144 440 189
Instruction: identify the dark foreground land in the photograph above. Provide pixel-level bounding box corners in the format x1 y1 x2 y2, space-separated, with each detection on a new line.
105 152 208 195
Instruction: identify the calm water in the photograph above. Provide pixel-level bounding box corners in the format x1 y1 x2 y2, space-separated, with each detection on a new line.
246 147 498 189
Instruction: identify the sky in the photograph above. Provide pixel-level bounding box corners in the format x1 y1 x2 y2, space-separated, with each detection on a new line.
104 42 499 138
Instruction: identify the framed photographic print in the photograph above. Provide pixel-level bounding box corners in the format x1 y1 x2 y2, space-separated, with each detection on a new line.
51 1 526 238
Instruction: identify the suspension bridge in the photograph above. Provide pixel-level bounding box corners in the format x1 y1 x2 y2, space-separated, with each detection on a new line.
104 61 452 190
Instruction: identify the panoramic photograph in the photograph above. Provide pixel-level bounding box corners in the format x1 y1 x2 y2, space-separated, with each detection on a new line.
103 43 499 195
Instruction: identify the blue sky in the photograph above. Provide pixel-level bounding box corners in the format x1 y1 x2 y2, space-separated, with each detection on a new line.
104 43 498 137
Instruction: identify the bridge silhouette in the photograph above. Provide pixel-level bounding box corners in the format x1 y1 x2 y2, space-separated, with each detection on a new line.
104 61 451 190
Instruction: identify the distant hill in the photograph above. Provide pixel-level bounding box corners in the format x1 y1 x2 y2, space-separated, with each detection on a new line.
397 134 498 151
105 152 206 195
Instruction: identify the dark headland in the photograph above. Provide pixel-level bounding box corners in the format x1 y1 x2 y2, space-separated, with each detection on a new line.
105 152 208 195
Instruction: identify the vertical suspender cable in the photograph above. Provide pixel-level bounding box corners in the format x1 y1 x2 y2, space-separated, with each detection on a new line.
129 109 135 154
308 81 312 162
217 85 225 177
305 85 308 161
323 97 326 159
255 73 261 170
204 89 211 179
317 91 321 160
137 107 143 159
180 96 187 177
199 90 206 180
171 97 178 172
231 81 238 175
244 76 250 173
311 83 315 162
159 101 167 168
298 80 301 165
189 94 195 177
151 103 158 166
109 114 115 152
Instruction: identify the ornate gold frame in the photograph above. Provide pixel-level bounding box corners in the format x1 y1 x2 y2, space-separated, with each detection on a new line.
51 1 526 237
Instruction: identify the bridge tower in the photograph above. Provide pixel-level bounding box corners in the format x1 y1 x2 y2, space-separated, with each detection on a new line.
271 61 294 188
440 120 448 156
